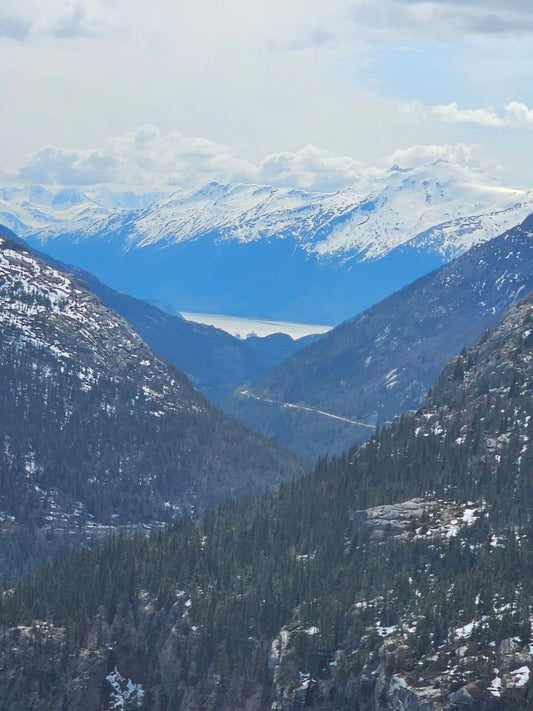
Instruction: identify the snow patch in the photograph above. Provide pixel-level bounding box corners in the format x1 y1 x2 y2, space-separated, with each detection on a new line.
106 667 145 709
511 666 530 688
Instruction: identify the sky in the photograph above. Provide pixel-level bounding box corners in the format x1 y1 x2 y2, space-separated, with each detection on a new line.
1 0 532 191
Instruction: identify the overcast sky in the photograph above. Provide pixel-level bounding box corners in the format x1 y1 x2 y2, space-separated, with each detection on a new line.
1 0 532 190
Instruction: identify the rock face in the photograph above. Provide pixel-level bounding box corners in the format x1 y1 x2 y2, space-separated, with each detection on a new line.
224 215 533 458
0 234 302 579
352 498 482 542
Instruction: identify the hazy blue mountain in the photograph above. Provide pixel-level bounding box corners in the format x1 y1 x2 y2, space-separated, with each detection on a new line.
244 331 323 365
224 215 533 457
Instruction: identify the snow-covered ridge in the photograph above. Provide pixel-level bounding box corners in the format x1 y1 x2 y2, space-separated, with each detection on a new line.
0 236 202 414
19 160 533 262
0 185 161 236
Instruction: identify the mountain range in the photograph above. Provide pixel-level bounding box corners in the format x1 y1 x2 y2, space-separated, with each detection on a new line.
10 160 533 323
1 285 531 710
0 185 161 236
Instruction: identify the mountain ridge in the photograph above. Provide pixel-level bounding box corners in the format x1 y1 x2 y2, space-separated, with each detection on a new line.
0 233 302 579
22 161 533 261
224 214 533 457
7 160 533 323
1 286 531 710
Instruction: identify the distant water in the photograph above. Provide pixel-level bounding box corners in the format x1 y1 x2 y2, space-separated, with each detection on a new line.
179 312 332 339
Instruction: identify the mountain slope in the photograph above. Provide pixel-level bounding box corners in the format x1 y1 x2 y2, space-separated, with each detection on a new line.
42 258 276 403
225 214 533 457
2 227 305 403
83 285 273 403
0 234 302 578
19 161 533 323
1 290 531 710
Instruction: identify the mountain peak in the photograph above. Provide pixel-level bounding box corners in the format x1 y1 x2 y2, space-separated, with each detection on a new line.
51 187 85 208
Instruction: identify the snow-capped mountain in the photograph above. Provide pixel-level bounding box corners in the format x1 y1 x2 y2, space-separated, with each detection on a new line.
26 160 532 258
0 185 161 236
8 159 533 322
115 161 531 258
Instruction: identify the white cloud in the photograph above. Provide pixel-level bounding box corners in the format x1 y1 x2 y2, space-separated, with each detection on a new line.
7 129 381 192
257 146 374 192
4 127 503 192
384 143 504 176
14 128 256 188
11 129 376 191
504 101 533 129
406 101 533 130
17 145 119 185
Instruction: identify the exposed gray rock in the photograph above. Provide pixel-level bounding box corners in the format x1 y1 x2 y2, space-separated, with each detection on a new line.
448 686 475 705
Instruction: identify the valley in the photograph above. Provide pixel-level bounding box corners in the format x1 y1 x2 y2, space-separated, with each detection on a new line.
3 5 533 709
225 215 533 457
0 282 531 710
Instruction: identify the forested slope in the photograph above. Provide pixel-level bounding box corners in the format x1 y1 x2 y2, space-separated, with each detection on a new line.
0 234 302 579
225 215 533 458
1 292 531 709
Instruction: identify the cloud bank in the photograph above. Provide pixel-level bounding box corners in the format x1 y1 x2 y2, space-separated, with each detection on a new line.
9 128 371 191
3 0 533 50
406 101 533 130
2 127 507 193
350 0 533 40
